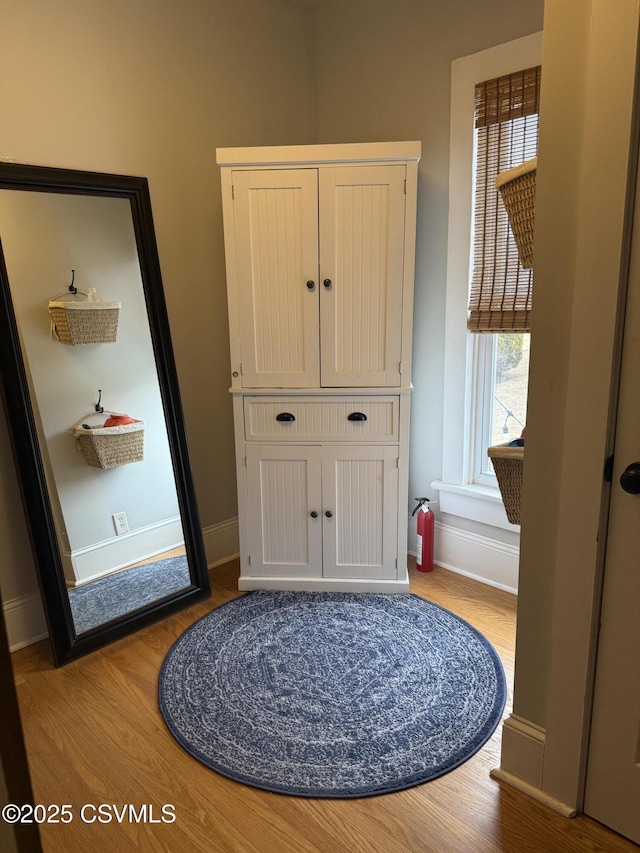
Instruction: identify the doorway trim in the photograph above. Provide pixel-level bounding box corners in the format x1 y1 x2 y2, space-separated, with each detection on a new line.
495 0 640 814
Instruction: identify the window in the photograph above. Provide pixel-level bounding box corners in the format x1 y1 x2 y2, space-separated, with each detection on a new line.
436 33 542 530
473 332 530 487
469 67 539 487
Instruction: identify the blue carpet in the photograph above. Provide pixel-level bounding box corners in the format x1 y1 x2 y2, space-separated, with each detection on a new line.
158 590 506 798
69 555 191 634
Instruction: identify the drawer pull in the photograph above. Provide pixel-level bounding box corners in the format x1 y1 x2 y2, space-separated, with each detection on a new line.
310 511 318 519
276 412 296 422
325 510 333 518
348 412 368 422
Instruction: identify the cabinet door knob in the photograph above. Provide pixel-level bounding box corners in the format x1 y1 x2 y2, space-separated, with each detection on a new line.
306 280 316 290
347 412 367 422
310 511 318 518
325 510 333 518
276 412 295 422
323 278 332 289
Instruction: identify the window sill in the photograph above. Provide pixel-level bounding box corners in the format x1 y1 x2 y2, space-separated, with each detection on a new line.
431 480 520 531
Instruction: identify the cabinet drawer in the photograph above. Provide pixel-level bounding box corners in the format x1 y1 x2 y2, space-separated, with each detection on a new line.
243 396 399 441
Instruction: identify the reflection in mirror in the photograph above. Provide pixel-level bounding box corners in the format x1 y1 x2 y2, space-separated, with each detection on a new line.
0 164 210 664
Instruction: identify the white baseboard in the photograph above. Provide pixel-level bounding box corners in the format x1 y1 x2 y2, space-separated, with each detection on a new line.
4 517 241 653
68 516 184 585
496 714 546 787
491 714 576 817
491 768 577 817
3 592 48 653
202 516 239 568
419 519 519 594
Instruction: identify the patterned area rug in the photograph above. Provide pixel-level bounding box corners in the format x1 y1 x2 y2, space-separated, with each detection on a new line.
158 590 506 798
69 555 191 634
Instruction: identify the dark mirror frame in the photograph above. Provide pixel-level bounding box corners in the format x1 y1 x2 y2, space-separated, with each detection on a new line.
0 163 210 666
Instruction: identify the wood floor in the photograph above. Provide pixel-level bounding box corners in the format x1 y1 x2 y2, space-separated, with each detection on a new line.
10 559 637 853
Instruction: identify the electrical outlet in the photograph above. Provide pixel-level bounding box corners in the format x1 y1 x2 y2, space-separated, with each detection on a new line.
112 511 129 535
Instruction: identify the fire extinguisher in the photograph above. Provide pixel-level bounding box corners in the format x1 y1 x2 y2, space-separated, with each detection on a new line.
412 497 434 573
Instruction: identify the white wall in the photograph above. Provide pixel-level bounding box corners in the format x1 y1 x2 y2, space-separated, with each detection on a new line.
0 0 314 643
0 0 546 646
3 0 636 818
312 0 545 564
0 191 180 582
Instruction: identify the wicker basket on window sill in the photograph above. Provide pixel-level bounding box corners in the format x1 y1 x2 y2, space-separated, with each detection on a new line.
487 442 524 525
496 157 537 270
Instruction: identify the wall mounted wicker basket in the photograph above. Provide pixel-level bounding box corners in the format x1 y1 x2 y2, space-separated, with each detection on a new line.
496 157 537 270
73 421 144 469
488 442 524 525
49 299 121 346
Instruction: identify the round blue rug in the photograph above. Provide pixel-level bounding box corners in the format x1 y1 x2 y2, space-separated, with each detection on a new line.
158 591 506 798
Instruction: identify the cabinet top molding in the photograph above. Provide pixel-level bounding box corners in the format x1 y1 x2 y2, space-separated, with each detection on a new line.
216 141 421 168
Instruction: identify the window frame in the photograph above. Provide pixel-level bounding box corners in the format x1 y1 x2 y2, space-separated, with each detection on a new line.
433 32 542 531
472 332 499 488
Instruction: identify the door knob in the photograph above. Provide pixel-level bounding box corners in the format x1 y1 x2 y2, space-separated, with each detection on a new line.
620 462 640 494
323 279 332 289
310 511 318 518
306 280 315 290
325 510 333 518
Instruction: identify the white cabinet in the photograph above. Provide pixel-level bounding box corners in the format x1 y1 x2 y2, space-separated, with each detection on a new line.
246 443 399 581
218 142 420 593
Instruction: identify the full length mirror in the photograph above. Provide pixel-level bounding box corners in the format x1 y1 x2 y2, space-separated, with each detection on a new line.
0 163 210 665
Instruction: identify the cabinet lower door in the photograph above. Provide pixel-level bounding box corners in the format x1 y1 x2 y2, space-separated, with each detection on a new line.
321 445 399 580
246 445 323 577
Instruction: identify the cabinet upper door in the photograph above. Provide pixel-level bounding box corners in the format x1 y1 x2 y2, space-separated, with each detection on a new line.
232 169 320 388
319 165 407 387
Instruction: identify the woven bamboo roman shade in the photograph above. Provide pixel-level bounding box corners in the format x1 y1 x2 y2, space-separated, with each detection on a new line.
468 66 541 332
